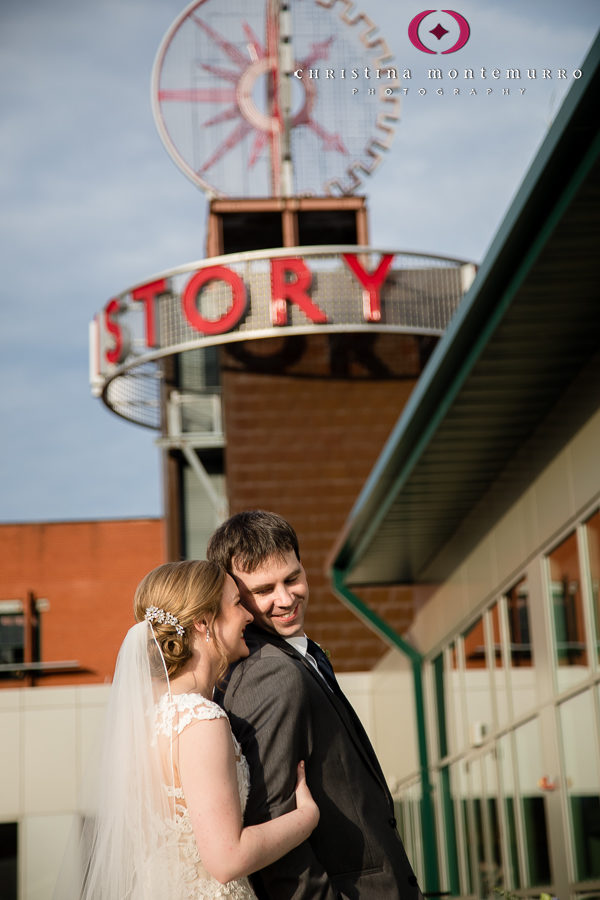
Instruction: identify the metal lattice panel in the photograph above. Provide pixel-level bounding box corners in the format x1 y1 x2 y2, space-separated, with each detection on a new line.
93 247 475 428
151 0 399 197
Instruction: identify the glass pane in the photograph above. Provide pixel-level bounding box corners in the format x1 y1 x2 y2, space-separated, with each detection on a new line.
490 601 511 727
559 690 600 880
469 755 503 896
395 780 423 886
445 642 466 754
438 766 460 895
463 618 493 745
182 463 225 558
179 346 221 391
505 576 533 667
0 822 17 900
433 654 448 759
585 509 600 663
489 603 504 667
497 733 522 889
505 577 539 720
0 614 25 661
469 758 486 897
514 718 551 887
464 616 487 669
483 750 503 894
450 761 472 895
548 531 589 691
0 614 25 680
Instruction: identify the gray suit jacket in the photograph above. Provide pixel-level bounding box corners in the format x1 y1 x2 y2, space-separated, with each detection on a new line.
218 626 423 899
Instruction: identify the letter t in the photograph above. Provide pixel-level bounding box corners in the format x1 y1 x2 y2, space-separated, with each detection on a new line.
131 278 168 347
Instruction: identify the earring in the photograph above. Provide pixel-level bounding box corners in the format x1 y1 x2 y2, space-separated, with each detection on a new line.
205 626 210 642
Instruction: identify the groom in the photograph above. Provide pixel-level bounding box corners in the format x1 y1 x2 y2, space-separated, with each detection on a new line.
208 510 423 899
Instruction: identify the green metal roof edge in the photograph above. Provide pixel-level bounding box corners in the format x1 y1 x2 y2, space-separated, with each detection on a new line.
331 568 440 892
330 31 600 579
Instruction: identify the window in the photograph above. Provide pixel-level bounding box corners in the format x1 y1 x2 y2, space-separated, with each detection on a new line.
426 505 600 899
559 690 600 881
463 617 493 744
0 822 18 899
0 613 24 665
0 596 41 679
0 602 25 676
505 577 533 667
548 532 589 691
514 718 551 887
585 509 600 663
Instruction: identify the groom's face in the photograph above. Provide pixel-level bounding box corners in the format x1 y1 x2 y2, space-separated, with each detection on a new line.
232 550 309 638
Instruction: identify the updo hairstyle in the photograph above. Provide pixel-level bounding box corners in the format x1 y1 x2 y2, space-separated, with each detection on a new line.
134 560 227 680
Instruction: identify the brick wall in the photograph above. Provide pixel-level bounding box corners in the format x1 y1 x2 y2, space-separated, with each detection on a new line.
221 332 436 671
0 518 165 687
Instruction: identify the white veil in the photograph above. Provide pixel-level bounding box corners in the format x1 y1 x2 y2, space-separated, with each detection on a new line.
54 620 181 899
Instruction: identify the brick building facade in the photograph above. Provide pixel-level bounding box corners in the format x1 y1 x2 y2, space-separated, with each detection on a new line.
220 331 436 670
0 518 165 688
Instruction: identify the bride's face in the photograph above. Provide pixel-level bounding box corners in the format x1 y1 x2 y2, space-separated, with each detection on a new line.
213 575 254 662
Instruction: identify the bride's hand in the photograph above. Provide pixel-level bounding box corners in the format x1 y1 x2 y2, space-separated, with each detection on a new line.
295 761 320 830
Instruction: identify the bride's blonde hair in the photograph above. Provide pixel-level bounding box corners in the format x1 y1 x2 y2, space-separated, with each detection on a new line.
133 560 227 680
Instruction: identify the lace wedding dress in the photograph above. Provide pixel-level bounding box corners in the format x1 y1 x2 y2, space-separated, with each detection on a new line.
149 692 258 900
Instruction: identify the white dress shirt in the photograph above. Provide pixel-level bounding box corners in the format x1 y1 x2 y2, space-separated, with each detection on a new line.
285 634 327 683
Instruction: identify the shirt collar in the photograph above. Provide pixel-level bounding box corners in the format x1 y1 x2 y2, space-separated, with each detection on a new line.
285 634 308 657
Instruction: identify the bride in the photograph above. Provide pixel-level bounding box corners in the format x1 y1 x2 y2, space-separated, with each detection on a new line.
60 560 319 899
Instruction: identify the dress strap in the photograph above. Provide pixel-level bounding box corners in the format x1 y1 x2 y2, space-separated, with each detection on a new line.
155 692 228 736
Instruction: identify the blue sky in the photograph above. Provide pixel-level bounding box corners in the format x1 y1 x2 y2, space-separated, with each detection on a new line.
0 0 597 523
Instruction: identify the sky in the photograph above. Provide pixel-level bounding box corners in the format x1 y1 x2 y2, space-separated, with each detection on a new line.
0 0 598 524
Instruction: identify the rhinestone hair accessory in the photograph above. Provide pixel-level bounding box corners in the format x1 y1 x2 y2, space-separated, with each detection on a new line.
145 605 185 636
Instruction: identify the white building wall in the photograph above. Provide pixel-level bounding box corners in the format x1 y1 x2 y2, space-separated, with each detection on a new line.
0 684 110 900
340 659 418 788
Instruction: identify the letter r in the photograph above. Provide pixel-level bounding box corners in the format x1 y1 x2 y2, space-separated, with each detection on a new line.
270 258 328 326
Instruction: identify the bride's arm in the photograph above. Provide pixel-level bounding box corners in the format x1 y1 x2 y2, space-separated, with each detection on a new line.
179 716 319 884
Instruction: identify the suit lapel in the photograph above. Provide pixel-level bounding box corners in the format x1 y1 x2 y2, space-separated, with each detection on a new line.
250 627 392 799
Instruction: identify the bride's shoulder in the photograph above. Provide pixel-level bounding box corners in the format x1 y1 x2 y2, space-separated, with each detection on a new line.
155 692 228 736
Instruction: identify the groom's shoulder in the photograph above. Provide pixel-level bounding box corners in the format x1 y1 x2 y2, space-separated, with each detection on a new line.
226 628 303 691
239 625 280 654
238 626 291 668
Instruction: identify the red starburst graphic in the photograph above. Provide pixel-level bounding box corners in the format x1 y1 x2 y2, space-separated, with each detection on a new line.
156 6 347 193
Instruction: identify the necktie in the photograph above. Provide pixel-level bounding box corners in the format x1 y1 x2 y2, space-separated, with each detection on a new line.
306 638 338 693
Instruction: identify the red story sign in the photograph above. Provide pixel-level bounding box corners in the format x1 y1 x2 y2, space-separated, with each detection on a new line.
103 253 395 366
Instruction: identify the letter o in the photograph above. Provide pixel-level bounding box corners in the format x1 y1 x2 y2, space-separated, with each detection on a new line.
573 69 582 79
182 266 246 335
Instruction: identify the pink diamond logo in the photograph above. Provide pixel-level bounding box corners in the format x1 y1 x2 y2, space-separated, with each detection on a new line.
430 23 449 40
408 10 471 55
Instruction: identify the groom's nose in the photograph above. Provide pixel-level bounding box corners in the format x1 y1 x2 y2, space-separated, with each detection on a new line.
274 583 294 606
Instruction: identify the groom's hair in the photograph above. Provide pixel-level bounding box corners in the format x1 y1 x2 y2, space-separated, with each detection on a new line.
207 510 300 574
